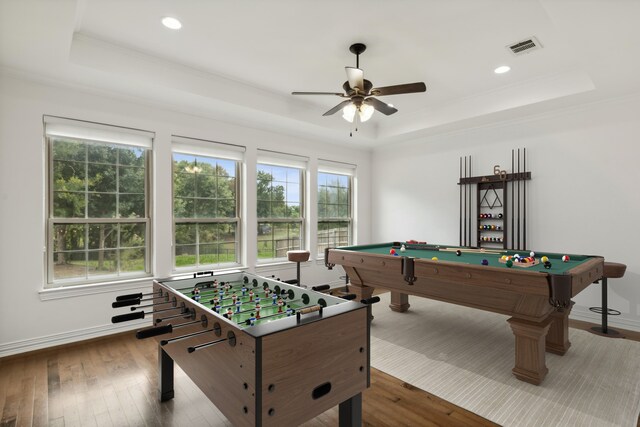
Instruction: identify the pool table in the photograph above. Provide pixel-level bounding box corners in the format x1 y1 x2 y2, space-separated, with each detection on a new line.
325 242 604 385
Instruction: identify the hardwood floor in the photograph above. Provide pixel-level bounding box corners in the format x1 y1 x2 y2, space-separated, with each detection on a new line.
1 320 638 427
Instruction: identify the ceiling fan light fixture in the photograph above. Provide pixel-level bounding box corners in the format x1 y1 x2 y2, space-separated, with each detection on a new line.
358 103 375 122
162 16 182 30
342 103 357 123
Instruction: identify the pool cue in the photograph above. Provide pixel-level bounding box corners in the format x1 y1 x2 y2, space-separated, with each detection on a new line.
517 148 521 250
468 155 472 247
523 148 527 250
440 247 506 255
464 156 467 246
459 157 462 246
511 149 514 249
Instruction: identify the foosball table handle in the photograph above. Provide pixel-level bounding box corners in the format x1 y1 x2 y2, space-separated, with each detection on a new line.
136 324 173 339
111 311 145 323
360 296 381 305
296 305 323 323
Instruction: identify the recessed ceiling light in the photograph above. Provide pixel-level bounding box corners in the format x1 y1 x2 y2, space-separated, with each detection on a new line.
494 65 511 74
162 17 182 30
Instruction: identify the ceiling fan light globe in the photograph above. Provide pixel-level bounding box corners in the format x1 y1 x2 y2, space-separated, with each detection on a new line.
359 104 375 122
342 103 357 123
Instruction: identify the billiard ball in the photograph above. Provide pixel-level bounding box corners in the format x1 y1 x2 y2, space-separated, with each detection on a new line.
481 259 489 265
529 251 535 258
455 250 462 256
390 248 396 255
400 245 406 252
432 257 438 261
514 254 521 260
506 260 513 268
393 253 399 256
562 255 570 262
544 261 552 269
541 256 549 263
498 213 503 218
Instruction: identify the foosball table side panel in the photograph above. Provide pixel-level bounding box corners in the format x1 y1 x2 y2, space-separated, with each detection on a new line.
153 282 259 427
259 307 369 427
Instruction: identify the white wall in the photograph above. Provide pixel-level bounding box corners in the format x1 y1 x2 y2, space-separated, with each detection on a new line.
371 94 640 332
0 75 372 356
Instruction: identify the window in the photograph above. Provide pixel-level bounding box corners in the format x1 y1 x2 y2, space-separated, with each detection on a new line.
46 117 152 286
257 158 305 261
317 163 354 255
172 138 242 270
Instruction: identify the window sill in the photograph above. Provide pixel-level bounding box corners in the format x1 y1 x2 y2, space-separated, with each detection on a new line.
39 276 154 301
256 260 311 272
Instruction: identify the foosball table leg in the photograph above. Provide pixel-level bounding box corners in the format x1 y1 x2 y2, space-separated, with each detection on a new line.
338 392 362 427
159 347 175 402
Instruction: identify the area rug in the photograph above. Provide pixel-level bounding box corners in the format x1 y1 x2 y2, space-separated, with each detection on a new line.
370 292 640 426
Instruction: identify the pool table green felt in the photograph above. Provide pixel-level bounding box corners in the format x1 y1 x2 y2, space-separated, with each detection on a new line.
344 242 591 273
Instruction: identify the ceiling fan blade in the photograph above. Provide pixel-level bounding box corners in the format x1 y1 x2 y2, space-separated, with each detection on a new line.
365 97 398 115
345 67 364 92
292 91 345 96
323 100 353 116
372 82 426 96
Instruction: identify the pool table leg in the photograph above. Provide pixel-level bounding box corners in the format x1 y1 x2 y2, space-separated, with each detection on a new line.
389 292 410 312
507 317 552 385
545 306 573 355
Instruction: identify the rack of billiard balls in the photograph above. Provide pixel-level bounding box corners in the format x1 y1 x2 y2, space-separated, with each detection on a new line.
478 213 503 219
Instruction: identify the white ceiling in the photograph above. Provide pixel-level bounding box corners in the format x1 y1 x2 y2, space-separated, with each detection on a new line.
2 0 640 148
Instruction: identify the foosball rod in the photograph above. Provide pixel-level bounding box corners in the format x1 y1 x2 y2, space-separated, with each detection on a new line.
115 290 162 302
111 305 184 323
136 317 207 339
155 309 195 324
161 329 216 346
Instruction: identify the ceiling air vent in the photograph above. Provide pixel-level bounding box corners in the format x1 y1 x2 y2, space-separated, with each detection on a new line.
507 37 542 55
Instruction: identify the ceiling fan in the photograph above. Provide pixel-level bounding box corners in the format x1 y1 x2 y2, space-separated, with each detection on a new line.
292 43 426 124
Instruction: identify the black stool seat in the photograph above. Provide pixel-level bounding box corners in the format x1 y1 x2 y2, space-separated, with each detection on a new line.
589 261 627 338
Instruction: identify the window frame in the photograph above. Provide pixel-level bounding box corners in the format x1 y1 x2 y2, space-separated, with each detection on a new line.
45 134 152 287
171 151 242 271
317 170 353 256
256 162 306 263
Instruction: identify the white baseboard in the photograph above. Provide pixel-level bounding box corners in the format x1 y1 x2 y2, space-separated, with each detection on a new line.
571 306 640 333
0 319 150 358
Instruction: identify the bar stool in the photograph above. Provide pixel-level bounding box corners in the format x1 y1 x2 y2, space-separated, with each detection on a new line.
589 262 627 338
286 250 310 287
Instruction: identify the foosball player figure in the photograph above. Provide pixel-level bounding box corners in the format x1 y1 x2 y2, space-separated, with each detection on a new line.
219 289 225 299
241 285 247 296
226 307 234 319
248 313 256 326
214 304 221 313
277 298 284 313
255 297 261 306
286 305 294 316
235 300 242 313
224 282 231 292
231 292 238 304
255 303 261 319
248 290 254 302
264 287 270 298
192 287 201 302
212 296 220 307
271 292 278 305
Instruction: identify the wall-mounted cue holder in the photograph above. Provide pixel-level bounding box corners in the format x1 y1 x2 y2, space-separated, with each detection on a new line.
458 148 531 251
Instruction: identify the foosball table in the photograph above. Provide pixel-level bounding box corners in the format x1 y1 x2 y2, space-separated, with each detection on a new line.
111 271 372 426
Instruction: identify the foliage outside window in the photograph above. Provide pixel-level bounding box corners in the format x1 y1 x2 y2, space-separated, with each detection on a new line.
48 137 149 285
173 153 239 268
317 172 351 254
257 164 303 260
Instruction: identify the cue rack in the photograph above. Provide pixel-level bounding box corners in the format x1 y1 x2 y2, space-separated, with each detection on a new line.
458 148 531 251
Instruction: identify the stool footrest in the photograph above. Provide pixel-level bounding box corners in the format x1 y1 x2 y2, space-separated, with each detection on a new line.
589 307 621 316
